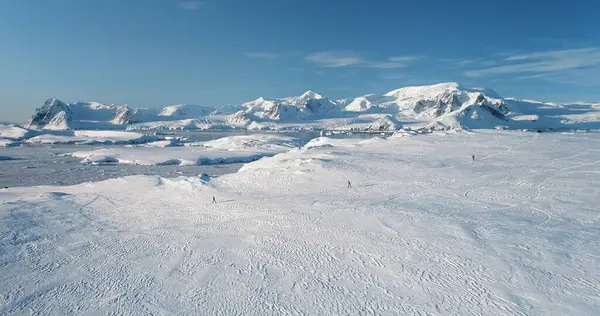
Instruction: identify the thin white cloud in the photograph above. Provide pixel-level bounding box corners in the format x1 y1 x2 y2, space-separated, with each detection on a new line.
306 51 421 69
305 51 363 68
388 56 422 63
368 61 408 69
178 0 202 10
520 67 600 86
504 47 598 61
244 52 280 59
454 59 476 67
463 47 600 77
438 58 493 68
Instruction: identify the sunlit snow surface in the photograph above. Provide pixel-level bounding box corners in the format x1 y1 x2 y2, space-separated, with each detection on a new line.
1 130 599 315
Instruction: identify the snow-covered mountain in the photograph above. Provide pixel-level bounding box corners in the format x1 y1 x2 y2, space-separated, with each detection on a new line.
338 82 506 119
24 83 600 132
27 100 218 130
28 98 72 129
158 104 214 117
242 90 342 121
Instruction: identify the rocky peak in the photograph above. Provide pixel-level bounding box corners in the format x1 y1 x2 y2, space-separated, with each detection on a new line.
28 98 71 127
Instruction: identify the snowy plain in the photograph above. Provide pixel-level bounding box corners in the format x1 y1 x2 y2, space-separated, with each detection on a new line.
1 130 599 315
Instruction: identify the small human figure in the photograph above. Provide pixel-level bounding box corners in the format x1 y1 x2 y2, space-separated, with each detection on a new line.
472 155 475 161
212 196 217 204
347 180 352 188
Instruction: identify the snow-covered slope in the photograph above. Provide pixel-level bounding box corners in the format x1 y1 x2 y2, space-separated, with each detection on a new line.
2 131 599 314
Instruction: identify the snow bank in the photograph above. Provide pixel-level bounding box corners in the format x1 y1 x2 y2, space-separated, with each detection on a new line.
23 130 159 145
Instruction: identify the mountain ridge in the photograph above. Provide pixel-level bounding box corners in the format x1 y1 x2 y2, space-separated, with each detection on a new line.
23 82 600 132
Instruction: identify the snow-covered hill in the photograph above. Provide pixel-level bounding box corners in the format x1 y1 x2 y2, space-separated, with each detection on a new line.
23 83 600 132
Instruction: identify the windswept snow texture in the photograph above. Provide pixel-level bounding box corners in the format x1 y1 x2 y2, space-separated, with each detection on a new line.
23 131 159 145
1 130 599 315
68 134 301 166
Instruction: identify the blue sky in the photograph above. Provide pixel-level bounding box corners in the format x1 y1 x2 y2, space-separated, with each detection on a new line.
1 0 598 121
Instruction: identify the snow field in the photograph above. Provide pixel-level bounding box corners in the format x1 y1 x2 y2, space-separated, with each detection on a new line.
0 130 599 315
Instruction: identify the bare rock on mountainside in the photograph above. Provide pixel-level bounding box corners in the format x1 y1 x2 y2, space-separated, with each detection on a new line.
230 110 251 124
28 98 71 128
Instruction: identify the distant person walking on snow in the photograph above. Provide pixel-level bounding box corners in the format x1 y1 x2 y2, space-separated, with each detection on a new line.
472 155 475 161
212 196 217 204
347 180 352 188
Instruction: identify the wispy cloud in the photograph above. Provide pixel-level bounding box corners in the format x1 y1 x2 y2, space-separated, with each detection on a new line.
463 47 600 77
244 52 280 59
388 56 422 63
305 51 421 69
178 0 202 10
305 51 363 68
438 58 492 68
